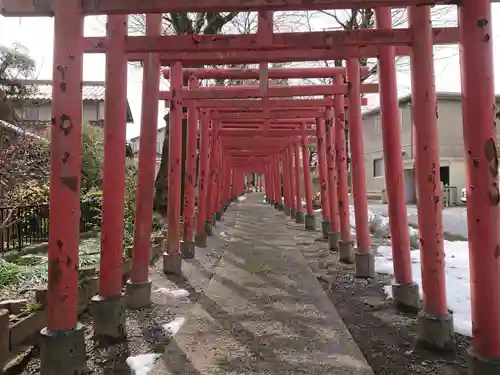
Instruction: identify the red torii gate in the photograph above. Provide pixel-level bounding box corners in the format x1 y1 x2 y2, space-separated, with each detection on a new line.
1 0 498 374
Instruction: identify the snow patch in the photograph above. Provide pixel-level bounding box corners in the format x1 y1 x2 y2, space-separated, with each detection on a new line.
375 240 472 336
163 317 186 337
126 353 161 375
155 288 190 298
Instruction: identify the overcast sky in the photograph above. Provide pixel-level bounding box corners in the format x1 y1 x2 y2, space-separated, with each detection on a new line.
0 6 499 139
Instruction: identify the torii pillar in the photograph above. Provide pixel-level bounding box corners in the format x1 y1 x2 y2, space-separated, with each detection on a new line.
409 5 454 350
90 14 128 341
128 15 161 307
376 7 419 312
347 58 375 278
39 1 86 374
459 0 500 372
163 61 183 276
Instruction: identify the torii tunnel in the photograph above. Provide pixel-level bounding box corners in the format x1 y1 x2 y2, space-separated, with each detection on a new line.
1 0 498 373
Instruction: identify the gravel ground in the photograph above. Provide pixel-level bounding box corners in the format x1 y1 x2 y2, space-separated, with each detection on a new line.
295 226 470 375
20 217 233 375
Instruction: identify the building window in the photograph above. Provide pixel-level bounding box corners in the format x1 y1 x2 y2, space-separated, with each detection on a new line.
22 106 39 121
374 116 381 134
373 158 384 177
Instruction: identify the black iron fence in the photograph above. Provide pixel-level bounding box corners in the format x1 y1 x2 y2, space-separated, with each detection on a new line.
0 201 99 253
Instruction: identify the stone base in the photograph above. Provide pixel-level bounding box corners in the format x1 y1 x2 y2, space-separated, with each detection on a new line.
126 280 152 309
417 311 454 351
284 205 291 216
290 208 296 219
468 348 500 375
392 282 420 313
305 214 316 231
354 251 375 278
0 309 8 372
321 220 330 240
40 324 86 375
339 240 354 264
215 211 222 221
194 232 207 248
163 252 183 275
295 211 305 224
205 221 213 236
328 231 340 252
211 214 217 226
180 240 195 259
89 294 126 341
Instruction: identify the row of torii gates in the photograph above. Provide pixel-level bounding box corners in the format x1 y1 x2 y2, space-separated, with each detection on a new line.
1 0 498 374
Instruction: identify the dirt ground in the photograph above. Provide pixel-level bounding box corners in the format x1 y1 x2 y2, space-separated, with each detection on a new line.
303 242 470 375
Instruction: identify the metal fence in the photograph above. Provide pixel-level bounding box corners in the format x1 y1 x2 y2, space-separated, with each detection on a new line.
0 201 98 253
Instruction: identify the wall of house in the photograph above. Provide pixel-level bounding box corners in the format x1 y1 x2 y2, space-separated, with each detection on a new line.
362 98 500 198
23 101 102 124
362 105 411 195
130 128 165 155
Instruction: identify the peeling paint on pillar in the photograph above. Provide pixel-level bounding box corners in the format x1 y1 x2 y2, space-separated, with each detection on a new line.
459 0 500 358
46 0 84 333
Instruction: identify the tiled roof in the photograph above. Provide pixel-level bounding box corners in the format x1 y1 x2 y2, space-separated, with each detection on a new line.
12 80 134 123
18 80 105 101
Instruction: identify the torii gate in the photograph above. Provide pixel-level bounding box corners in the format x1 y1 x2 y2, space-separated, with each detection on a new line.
1 0 498 374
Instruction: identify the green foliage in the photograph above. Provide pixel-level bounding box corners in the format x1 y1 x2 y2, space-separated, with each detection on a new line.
0 237 102 289
6 180 50 206
81 124 104 194
0 259 21 287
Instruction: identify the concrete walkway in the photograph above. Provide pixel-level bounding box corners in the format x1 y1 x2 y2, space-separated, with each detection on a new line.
153 193 373 375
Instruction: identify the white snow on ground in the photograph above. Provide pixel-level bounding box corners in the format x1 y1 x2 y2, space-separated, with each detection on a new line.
126 353 161 375
366 208 473 336
155 288 190 298
163 317 186 337
375 242 472 336
238 196 247 202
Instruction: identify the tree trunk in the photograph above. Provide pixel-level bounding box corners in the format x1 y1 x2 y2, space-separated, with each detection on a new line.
154 115 170 217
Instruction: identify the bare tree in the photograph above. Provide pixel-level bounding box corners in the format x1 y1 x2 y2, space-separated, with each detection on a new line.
297 7 457 165
129 11 308 215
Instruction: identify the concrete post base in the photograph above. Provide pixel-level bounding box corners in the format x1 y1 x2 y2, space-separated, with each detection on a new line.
321 220 330 239
215 211 222 221
295 211 305 224
339 240 354 264
89 293 126 341
180 240 195 259
328 232 340 252
40 324 86 375
205 221 213 236
468 348 500 375
126 280 152 309
211 214 217 226
354 251 375 278
305 214 316 231
163 252 183 275
392 282 420 313
1 309 8 373
290 208 296 219
417 312 454 351
195 233 207 248
284 204 291 216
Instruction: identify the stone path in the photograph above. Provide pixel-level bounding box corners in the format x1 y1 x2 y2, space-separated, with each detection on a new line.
152 193 373 375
